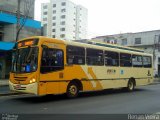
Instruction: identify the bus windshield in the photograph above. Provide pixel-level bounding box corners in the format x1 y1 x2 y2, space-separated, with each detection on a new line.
12 47 38 73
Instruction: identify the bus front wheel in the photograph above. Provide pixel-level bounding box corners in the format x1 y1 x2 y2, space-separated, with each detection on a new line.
67 82 79 98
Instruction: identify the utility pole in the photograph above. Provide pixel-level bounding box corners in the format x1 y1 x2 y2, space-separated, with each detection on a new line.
16 0 21 42
153 34 160 77
153 35 158 62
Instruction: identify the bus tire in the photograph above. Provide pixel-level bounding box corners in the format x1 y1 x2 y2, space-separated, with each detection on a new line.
127 79 135 91
67 82 79 98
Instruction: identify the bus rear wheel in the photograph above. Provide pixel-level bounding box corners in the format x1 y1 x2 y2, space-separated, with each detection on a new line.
127 79 135 91
67 82 79 98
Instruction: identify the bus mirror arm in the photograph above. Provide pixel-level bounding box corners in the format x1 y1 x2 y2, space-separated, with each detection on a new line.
41 45 48 48
65 64 73 67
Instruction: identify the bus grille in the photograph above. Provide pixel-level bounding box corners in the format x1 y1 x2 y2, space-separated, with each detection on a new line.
14 85 26 90
14 77 27 81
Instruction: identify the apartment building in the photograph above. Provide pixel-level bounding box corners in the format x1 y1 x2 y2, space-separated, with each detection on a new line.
41 0 88 40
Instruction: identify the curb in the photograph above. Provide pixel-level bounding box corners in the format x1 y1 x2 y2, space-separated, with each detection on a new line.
0 85 9 87
150 82 160 85
0 92 25 96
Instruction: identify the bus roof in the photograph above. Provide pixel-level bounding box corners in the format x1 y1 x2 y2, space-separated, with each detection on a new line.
18 36 152 56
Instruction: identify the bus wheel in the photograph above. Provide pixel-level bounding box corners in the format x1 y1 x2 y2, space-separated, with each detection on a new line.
127 79 135 91
67 82 79 98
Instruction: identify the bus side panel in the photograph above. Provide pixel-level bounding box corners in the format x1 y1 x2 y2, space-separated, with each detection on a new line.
38 82 46 95
63 65 96 92
93 66 128 89
59 82 68 94
135 68 153 86
81 66 126 90
39 72 61 95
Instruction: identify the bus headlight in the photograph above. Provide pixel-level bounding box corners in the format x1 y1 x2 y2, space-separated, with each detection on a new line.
32 78 36 82
30 78 36 84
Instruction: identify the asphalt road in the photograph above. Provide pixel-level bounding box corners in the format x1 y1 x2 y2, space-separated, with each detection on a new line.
0 84 160 120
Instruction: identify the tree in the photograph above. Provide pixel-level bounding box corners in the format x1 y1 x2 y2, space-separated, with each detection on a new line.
16 0 34 41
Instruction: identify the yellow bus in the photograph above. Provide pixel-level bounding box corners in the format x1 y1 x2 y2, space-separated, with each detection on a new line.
9 36 153 98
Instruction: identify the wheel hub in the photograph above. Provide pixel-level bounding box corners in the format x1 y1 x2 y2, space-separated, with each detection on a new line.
129 82 133 90
69 85 77 95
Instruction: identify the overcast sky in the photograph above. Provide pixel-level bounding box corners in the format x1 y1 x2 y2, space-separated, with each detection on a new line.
35 0 160 38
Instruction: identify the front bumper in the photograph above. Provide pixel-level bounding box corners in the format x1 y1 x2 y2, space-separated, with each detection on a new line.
9 81 38 95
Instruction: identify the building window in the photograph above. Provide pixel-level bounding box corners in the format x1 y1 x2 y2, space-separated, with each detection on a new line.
61 2 66 6
52 29 56 32
60 28 65 31
43 18 47 21
53 10 56 14
0 34 3 41
60 34 65 38
52 35 55 38
43 12 47 15
43 5 47 9
53 16 56 20
158 57 160 64
86 48 104 66
67 46 85 65
61 21 65 25
61 15 65 19
135 38 141 44
43 23 47 27
61 9 66 13
53 4 56 7
53 23 56 26
121 38 127 45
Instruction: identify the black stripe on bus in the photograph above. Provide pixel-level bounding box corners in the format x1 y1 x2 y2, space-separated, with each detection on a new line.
39 77 153 83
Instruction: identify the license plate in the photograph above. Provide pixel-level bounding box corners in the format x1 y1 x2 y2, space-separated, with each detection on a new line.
15 84 21 89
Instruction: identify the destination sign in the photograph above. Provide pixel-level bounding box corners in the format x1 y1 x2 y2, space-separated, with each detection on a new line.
18 39 39 47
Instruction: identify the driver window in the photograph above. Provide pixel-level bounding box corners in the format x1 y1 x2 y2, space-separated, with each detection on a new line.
41 48 64 73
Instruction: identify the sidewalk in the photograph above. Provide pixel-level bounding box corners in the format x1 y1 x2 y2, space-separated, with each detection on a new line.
0 79 9 86
153 78 160 84
0 79 21 96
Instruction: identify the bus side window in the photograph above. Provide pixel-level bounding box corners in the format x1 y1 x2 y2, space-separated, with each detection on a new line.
67 45 85 65
86 48 104 66
105 51 119 66
143 56 152 68
132 55 143 67
120 53 132 67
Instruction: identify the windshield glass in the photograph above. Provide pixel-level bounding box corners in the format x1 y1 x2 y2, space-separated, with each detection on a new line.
12 47 38 73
